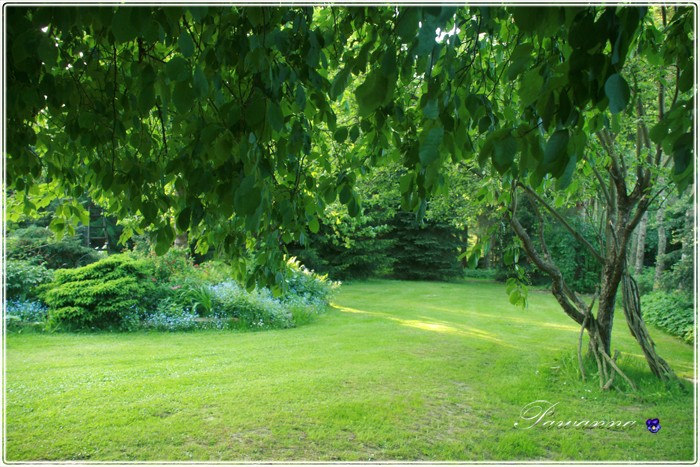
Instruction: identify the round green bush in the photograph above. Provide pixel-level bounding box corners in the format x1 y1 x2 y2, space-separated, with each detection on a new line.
40 254 159 330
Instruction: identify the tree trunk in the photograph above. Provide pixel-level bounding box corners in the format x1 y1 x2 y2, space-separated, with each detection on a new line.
628 229 638 271
634 211 648 275
681 196 694 261
622 272 673 379
654 203 667 290
174 231 189 249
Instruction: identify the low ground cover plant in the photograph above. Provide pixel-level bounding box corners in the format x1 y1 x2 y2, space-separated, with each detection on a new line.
5 299 48 332
640 291 695 344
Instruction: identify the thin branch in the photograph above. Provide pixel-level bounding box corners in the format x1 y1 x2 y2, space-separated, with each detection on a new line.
601 349 637 390
578 314 589 382
509 185 587 326
596 129 628 203
653 79 671 168
517 182 605 264
155 102 169 159
583 153 613 207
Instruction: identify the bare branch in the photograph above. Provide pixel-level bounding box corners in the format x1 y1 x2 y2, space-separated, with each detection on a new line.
578 315 588 382
583 153 613 207
517 182 605 264
601 349 638 390
509 186 587 326
596 129 628 204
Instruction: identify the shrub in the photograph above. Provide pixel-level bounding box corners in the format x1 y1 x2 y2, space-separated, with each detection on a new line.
150 247 195 282
282 258 338 306
40 254 158 330
5 259 54 299
193 260 234 284
7 226 100 269
210 281 293 330
641 291 694 344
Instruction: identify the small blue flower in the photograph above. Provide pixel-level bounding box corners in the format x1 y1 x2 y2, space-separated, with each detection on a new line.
646 418 660 433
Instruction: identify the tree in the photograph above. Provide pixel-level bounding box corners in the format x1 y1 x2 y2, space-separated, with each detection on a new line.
488 7 694 385
6 6 694 383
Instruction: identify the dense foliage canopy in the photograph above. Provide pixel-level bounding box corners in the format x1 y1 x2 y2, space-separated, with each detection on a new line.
6 6 695 287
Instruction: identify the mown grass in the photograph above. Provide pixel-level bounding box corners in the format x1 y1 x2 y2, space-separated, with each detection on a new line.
4 279 696 461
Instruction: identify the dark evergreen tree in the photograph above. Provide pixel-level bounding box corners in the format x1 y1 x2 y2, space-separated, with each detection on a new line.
388 212 464 281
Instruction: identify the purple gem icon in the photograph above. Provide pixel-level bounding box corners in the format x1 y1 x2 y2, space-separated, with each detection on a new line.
646 418 661 433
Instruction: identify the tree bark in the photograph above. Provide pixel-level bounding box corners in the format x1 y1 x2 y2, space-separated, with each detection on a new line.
622 272 673 379
634 211 648 275
681 195 694 261
174 231 189 249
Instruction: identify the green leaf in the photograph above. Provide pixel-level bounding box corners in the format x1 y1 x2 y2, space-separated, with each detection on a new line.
330 68 349 101
112 8 138 44
649 120 669 144
295 85 306 110
511 7 546 33
139 84 156 113
672 132 693 193
396 8 420 42
155 227 173 256
604 73 630 114
422 98 439 119
492 133 517 174
193 67 209 98
172 81 195 113
518 68 543 106
347 196 360 217
234 175 261 215
506 43 533 81
188 6 208 21
555 154 577 190
543 129 570 176
308 216 320 234
349 126 360 143
678 67 693 93
415 14 438 55
245 92 266 128
178 31 195 58
268 101 284 133
38 36 58 67
355 70 389 117
141 202 157 223
333 127 348 143
339 184 353 205
176 206 191 232
165 56 189 82
101 171 113 190
418 126 444 166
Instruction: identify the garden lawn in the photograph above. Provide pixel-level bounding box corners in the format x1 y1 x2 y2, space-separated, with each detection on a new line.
4 279 696 461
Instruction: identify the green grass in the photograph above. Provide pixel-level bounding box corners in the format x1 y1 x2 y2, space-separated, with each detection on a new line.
5 279 696 461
